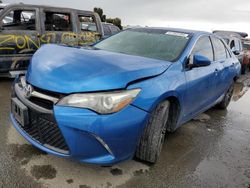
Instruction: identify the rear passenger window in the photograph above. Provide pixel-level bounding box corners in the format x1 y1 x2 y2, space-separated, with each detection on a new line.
2 9 36 30
79 16 97 32
44 12 72 31
192 36 214 61
211 37 227 61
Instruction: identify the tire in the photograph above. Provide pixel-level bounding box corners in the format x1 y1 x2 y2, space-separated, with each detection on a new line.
217 83 234 109
136 100 170 163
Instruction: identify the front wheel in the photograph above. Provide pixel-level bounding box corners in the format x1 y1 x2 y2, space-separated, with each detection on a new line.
136 100 170 163
217 83 234 109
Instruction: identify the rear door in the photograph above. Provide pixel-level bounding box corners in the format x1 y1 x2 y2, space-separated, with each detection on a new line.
40 8 78 47
184 35 217 116
0 6 40 73
211 37 235 96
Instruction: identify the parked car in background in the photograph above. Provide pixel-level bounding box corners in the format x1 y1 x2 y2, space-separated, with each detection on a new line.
213 30 247 74
102 23 120 38
10 28 241 165
243 39 250 72
0 3 103 77
82 22 120 38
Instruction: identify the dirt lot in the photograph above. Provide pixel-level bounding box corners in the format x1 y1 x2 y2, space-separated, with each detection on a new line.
0 73 250 188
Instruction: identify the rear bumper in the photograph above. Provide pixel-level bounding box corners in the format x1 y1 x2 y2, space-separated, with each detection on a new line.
10 93 149 165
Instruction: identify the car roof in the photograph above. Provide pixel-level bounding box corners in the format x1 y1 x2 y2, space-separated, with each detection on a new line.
213 30 248 38
129 27 210 36
0 3 93 14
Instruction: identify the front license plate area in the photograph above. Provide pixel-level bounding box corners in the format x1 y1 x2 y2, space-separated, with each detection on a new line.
11 98 29 127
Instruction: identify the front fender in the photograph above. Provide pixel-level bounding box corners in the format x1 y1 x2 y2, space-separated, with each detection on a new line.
128 63 185 114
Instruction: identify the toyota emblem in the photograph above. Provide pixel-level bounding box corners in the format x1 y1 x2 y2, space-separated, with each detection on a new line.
24 84 33 98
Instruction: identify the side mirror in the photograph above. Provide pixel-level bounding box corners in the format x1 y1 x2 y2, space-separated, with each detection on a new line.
189 54 211 68
232 48 240 55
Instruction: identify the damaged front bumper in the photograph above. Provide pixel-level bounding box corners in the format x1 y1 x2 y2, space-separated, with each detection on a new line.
10 77 149 165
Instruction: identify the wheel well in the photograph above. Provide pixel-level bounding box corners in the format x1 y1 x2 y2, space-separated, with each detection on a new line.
165 97 181 132
233 76 238 82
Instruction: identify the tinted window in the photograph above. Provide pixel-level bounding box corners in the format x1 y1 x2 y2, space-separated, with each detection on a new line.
211 37 227 61
2 10 36 30
44 12 72 31
192 36 213 61
95 29 190 62
230 40 235 49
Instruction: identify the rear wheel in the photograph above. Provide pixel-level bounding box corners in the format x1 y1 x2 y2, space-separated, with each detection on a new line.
136 100 170 163
217 83 234 109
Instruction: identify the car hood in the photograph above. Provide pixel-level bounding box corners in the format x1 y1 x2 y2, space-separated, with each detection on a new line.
26 44 172 93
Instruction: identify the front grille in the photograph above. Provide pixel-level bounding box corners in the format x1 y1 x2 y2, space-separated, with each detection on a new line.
29 96 54 110
15 108 69 154
27 86 63 110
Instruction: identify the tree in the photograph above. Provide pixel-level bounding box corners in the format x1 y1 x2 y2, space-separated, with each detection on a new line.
106 18 122 30
93 7 106 22
93 7 122 29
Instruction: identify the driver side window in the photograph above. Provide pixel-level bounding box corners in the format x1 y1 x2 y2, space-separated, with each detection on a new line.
191 36 214 62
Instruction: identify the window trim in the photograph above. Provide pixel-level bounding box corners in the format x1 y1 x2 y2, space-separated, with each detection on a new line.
78 14 97 33
190 35 214 62
210 36 228 62
41 8 74 32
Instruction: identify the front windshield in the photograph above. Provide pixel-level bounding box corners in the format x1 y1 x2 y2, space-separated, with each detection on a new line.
94 28 191 62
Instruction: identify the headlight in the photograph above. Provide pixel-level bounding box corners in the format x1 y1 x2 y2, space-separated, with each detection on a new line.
57 89 141 114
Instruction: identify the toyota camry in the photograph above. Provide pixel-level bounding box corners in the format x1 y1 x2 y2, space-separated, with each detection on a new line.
10 28 241 165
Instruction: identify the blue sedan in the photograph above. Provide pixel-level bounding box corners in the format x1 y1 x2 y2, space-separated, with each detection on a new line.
10 28 241 165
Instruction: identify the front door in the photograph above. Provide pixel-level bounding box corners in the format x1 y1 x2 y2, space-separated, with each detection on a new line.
183 36 217 118
0 7 40 74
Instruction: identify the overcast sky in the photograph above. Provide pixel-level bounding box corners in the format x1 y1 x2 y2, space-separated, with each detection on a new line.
4 0 250 35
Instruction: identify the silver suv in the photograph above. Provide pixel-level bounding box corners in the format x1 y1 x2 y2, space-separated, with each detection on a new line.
213 31 247 74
